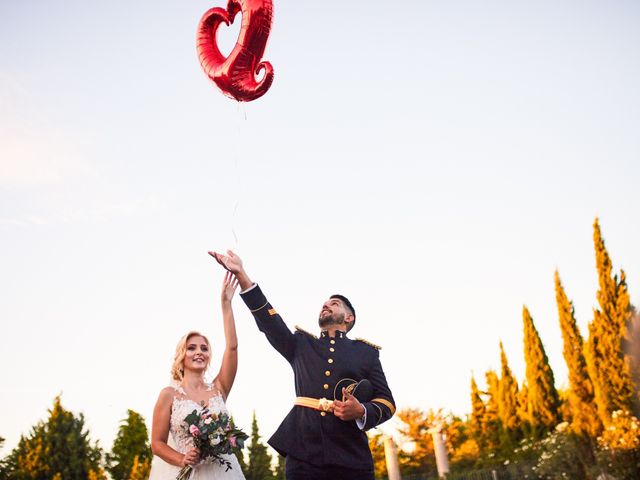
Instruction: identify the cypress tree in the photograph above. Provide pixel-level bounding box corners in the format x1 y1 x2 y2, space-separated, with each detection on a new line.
469 375 486 449
554 270 601 436
245 411 273 480
497 342 520 448
3 396 104 479
106 410 151 480
516 381 530 436
556 387 572 424
235 449 248 476
229 416 248 475
523 306 560 437
273 454 286 480
585 218 636 425
483 370 501 453
629 313 640 404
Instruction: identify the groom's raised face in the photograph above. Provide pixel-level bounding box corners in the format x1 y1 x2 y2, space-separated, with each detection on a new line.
318 297 353 330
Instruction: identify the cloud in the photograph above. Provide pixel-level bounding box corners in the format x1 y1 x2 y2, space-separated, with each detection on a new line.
0 194 165 228
0 128 89 188
0 74 91 188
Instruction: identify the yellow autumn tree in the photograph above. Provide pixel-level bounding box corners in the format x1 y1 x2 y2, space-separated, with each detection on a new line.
367 432 388 479
129 455 151 480
523 306 560 438
498 341 521 449
554 270 601 437
585 218 637 426
395 408 437 476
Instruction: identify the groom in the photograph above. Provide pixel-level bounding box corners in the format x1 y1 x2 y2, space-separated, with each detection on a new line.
211 250 395 480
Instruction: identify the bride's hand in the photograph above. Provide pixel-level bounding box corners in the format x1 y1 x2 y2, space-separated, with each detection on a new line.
221 271 239 304
182 447 200 466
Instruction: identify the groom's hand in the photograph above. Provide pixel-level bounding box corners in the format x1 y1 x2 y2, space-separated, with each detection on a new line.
209 250 242 273
333 389 366 421
208 250 253 290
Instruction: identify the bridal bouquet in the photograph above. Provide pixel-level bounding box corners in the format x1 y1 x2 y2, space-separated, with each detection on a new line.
176 408 248 480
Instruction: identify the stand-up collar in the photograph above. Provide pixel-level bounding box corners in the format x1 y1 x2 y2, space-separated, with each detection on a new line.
320 330 347 339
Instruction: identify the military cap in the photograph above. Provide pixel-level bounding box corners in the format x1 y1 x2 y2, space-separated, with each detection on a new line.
334 378 372 402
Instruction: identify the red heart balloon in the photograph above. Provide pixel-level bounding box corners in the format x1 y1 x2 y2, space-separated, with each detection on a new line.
196 0 274 102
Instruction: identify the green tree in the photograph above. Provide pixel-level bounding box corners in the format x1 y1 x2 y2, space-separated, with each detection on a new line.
272 454 285 480
0 436 7 480
585 218 637 426
523 306 560 438
554 270 601 437
106 409 151 480
229 416 248 475
245 411 273 480
497 341 521 449
3 396 104 479
235 449 247 476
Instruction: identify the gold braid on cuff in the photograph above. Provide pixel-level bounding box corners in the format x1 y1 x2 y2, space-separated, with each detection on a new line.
371 398 396 415
250 301 270 313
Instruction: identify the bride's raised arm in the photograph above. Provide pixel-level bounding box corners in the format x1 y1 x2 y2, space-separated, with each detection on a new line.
213 271 239 400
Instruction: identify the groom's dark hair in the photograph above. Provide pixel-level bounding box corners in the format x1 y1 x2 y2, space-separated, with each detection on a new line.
331 294 356 332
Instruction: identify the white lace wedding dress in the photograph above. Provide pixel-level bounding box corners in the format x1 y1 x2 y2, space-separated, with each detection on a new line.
149 387 245 480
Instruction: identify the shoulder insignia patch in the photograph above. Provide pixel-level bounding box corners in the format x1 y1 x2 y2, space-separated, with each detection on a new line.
268 308 278 316
355 338 382 350
295 325 318 339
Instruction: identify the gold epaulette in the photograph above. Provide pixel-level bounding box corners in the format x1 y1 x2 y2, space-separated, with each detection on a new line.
355 338 381 350
295 325 318 339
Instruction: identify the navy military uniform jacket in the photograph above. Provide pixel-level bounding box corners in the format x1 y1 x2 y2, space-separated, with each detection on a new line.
241 284 396 470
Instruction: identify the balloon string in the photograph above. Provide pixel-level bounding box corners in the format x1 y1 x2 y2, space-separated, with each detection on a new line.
231 102 247 249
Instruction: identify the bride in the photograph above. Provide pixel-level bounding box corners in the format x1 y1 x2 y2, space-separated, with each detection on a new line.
149 271 245 479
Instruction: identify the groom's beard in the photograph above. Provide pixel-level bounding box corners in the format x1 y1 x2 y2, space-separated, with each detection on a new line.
318 311 346 329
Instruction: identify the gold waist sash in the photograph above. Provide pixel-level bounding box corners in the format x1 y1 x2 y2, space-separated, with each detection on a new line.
294 396 334 412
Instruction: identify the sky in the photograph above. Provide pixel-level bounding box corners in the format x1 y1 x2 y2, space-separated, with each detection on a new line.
1 0 639 458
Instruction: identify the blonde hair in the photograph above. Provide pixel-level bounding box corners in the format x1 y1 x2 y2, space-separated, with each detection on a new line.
171 331 211 382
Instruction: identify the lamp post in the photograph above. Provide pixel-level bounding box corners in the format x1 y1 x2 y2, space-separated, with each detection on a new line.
383 435 402 480
428 422 450 478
